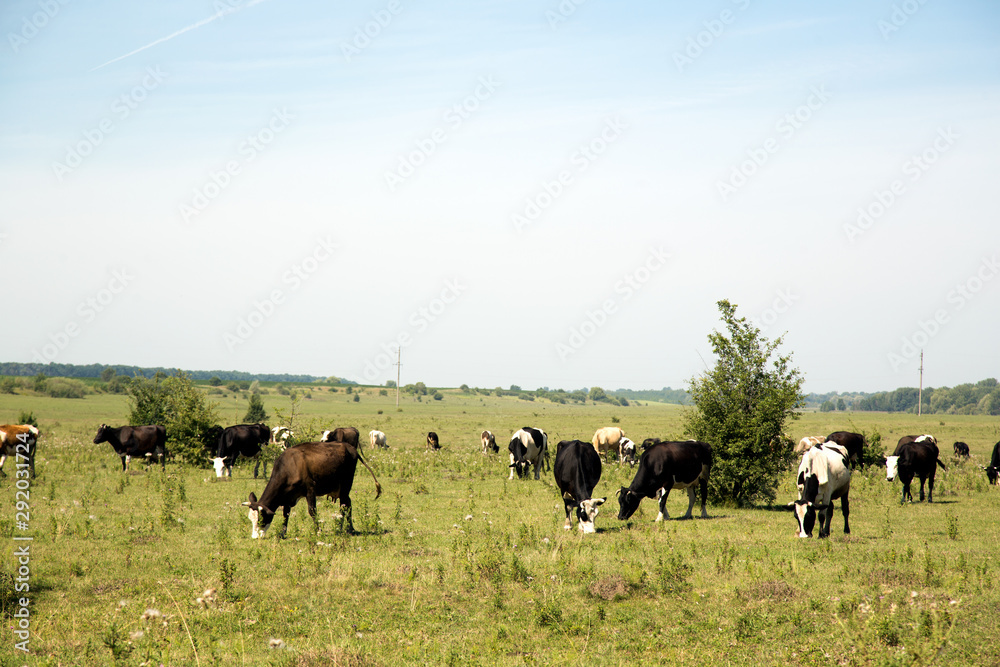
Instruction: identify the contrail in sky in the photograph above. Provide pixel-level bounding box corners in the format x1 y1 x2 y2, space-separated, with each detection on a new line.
90 0 272 71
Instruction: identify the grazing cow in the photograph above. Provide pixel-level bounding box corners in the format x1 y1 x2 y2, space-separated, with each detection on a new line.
508 427 548 480
369 430 387 449
617 441 713 521
553 440 605 534
426 432 441 450
953 441 970 458
895 434 937 450
791 443 851 538
0 425 39 478
271 426 294 447
983 441 1000 485
242 440 382 538
321 427 360 449
481 430 498 454
886 439 946 503
620 438 638 466
825 431 866 466
592 427 634 464
211 423 270 479
794 436 825 455
93 424 167 471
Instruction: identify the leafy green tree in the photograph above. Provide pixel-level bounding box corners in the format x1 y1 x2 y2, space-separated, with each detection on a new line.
510 385 522 392
432 391 443 401
208 376 222 387
100 367 116 383
836 398 846 411
684 300 804 506
588 386 607 402
385 380 396 388
820 400 835 412
244 391 268 423
126 371 219 465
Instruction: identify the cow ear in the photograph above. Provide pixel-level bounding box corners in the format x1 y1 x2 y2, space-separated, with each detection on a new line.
593 498 606 506
248 492 258 503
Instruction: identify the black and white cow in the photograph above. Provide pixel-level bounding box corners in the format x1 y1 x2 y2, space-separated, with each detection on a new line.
508 427 548 480
481 430 498 454
824 431 866 466
617 440 712 521
791 443 851 538
242 440 382 538
553 440 605 534
953 441 970 458
94 424 167 471
983 441 1000 485
211 423 270 479
886 437 946 503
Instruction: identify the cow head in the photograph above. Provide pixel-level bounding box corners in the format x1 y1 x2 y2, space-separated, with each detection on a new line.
985 466 999 485
792 500 817 538
242 492 275 539
620 438 637 465
576 498 607 534
209 456 230 478
255 423 270 443
508 438 529 478
616 487 641 520
885 456 900 481
93 424 110 444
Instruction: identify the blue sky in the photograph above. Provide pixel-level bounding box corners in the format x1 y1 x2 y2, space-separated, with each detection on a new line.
2 0 998 393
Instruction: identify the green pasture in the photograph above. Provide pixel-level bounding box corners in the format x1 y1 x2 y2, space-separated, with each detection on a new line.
1 387 999 666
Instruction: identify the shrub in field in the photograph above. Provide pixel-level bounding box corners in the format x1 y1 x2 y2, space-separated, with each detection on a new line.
244 391 268 423
44 377 88 399
126 371 219 464
684 300 804 506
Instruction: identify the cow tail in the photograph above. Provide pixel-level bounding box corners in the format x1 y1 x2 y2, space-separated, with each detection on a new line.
357 452 383 500
936 458 947 471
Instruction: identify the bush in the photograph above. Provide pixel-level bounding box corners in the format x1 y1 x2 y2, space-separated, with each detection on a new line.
432 391 443 401
44 378 88 399
126 372 219 465
244 392 268 423
684 300 804 506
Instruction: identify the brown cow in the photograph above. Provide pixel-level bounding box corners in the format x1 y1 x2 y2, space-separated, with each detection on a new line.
0 424 39 478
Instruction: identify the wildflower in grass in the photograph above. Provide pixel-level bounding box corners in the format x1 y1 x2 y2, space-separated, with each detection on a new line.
268 638 287 649
141 608 161 621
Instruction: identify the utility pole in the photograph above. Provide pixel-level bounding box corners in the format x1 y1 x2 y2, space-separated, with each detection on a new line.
918 349 924 416
394 347 401 408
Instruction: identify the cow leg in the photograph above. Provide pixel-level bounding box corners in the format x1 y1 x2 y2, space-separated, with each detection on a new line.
818 506 832 538
280 506 291 538
841 494 850 534
508 454 515 480
122 455 130 472
563 500 573 531
926 473 934 503
252 456 261 479
0 454 6 476
682 487 696 519
656 487 670 522
918 476 926 502
698 476 709 518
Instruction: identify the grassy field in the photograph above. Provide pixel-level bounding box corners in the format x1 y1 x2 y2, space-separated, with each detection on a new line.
2 386 999 666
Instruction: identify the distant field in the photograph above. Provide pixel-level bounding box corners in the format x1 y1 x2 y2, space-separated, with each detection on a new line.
2 386 999 665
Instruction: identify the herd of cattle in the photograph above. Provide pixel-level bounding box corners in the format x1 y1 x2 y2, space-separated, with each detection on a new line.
2 420 999 540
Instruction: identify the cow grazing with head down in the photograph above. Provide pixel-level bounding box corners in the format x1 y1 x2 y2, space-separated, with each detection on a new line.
953 441 970 458
508 427 548 480
369 430 387 449
886 436 945 503
0 425 39 478
791 443 851 538
983 441 1000 485
210 423 270 479
321 427 360 448
481 430 498 454
554 440 605 534
426 432 441 450
242 440 382 538
794 436 825 455
825 431 866 466
617 440 712 522
592 427 630 464
271 426 294 447
94 424 166 471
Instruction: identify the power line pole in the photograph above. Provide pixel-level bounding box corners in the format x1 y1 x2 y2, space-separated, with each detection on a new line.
394 347 401 408
918 349 924 416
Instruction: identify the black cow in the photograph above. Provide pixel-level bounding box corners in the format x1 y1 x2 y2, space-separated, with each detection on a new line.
886 439 946 503
984 441 1000 485
93 424 166 471
508 427 547 479
825 431 866 466
211 423 270 478
953 441 970 458
322 427 360 448
553 440 605 534
641 437 661 450
242 440 382 538
617 440 713 521
426 432 441 450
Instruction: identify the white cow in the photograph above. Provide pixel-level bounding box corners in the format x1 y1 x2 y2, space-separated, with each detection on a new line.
791 443 851 538
271 426 293 448
369 430 387 449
